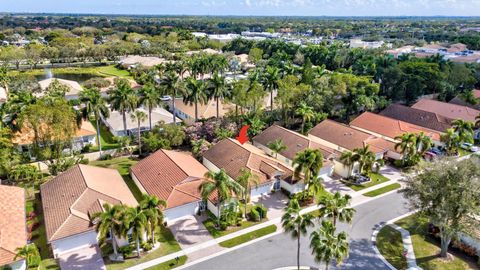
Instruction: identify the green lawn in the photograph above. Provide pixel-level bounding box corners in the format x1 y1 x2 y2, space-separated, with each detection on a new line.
376 225 408 270
90 157 143 202
95 65 133 78
203 218 266 239
11 65 132 79
343 172 390 191
394 214 478 270
105 226 182 270
145 256 187 270
89 120 120 151
219 225 277 248
363 183 401 197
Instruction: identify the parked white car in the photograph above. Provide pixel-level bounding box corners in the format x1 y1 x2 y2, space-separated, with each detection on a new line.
461 143 479 152
160 95 172 101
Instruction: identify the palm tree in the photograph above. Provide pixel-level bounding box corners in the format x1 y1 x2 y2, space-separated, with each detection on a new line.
130 110 147 155
140 194 166 244
475 114 480 128
139 83 161 130
109 78 138 135
263 66 280 112
0 66 9 95
296 102 315 134
236 168 260 218
395 133 418 164
441 128 461 156
352 145 376 175
185 78 208 122
159 71 183 124
318 192 355 226
126 206 147 257
452 119 475 144
310 220 349 270
281 198 314 270
293 149 324 196
415 132 433 155
339 151 358 178
92 204 128 259
199 169 244 227
14 244 40 268
80 87 109 154
209 72 229 119
267 138 287 159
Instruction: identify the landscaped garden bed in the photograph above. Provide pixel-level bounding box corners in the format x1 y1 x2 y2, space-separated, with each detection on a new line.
342 172 390 191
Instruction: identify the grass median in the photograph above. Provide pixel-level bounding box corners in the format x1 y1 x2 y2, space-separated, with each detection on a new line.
218 225 278 248
363 183 401 197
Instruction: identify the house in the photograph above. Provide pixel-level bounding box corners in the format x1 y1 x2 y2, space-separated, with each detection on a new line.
119 55 166 69
130 149 213 222
170 98 233 124
350 112 442 145
0 185 27 270
449 90 480 110
308 120 399 178
37 78 83 100
12 120 97 156
252 125 336 178
203 138 304 195
40 164 138 258
412 99 480 123
0 86 6 104
102 107 179 137
380 104 452 132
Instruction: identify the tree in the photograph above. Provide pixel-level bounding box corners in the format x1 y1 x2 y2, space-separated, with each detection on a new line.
236 168 260 218
339 151 358 178
185 78 208 122
310 220 349 270
318 192 355 226
92 204 127 259
352 145 376 175
130 110 148 155
451 119 474 144
395 132 419 165
140 194 166 244
160 71 183 124
14 244 41 268
126 206 147 257
267 138 287 159
139 83 161 130
281 198 314 270
208 73 229 119
293 148 324 193
402 157 480 258
248 47 263 64
441 128 461 156
199 169 244 227
109 78 138 135
263 66 280 112
0 66 9 95
295 102 315 134
80 87 109 154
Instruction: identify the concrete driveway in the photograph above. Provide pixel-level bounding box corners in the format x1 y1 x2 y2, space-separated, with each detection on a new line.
251 191 289 219
58 244 106 270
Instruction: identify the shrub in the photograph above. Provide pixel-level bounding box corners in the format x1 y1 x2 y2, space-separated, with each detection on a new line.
81 143 92 153
248 208 260 222
119 245 135 256
141 242 153 252
250 204 267 220
219 221 229 231
79 158 89 165
100 154 112 160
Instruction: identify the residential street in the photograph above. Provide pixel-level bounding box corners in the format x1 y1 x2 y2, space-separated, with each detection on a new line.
181 191 410 270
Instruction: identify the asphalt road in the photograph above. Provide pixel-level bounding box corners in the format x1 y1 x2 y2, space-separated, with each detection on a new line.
183 191 410 270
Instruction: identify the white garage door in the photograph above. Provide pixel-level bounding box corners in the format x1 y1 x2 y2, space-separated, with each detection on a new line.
164 202 200 222
52 231 98 257
250 182 273 198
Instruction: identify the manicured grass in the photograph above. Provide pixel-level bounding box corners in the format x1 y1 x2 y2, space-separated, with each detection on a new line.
395 213 478 270
458 148 471 157
11 65 132 79
96 65 133 78
363 183 401 197
105 226 182 270
89 120 120 151
219 225 277 248
146 256 187 270
90 157 143 202
38 259 61 270
203 218 266 239
343 172 390 191
376 225 408 270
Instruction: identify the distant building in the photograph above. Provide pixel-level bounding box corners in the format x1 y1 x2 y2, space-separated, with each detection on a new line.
37 78 83 100
207 34 240 43
119 55 166 69
170 98 233 124
349 39 392 49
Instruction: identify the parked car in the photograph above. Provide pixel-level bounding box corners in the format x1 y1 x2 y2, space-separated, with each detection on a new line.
424 151 437 161
351 174 371 185
429 148 443 156
461 143 479 152
160 95 172 101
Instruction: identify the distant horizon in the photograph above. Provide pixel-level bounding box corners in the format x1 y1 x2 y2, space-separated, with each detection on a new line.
2 0 480 17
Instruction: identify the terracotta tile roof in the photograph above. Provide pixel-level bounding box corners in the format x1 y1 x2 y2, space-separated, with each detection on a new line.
130 150 208 209
412 99 480 122
0 185 26 266
309 120 394 153
350 112 441 141
203 138 296 184
40 164 137 242
380 104 452 132
253 125 336 160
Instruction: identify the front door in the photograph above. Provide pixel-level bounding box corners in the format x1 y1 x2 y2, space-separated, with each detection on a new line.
273 180 281 191
199 200 207 212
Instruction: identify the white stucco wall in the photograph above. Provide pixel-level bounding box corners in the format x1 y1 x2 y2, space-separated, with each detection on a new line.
51 231 98 258
8 259 26 270
252 141 292 166
250 182 274 198
207 200 219 217
459 232 480 256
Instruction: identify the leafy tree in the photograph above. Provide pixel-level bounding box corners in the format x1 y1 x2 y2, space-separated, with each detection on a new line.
126 206 147 257
236 168 260 218
80 87 109 154
248 47 263 64
295 102 315 134
262 65 280 112
92 204 128 259
352 145 376 175
281 198 314 270
131 110 148 155
441 128 461 156
267 138 287 159
293 148 323 187
318 192 355 226
403 157 480 258
310 220 349 270
140 194 166 244
451 119 474 144
14 244 41 268
0 66 9 95
109 78 138 135
139 83 161 130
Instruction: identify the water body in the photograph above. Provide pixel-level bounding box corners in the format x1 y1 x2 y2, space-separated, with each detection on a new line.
33 68 99 83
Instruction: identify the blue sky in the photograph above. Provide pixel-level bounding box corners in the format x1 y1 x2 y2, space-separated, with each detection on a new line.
2 0 480 16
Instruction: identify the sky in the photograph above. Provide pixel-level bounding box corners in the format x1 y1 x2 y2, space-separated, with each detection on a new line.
2 0 480 16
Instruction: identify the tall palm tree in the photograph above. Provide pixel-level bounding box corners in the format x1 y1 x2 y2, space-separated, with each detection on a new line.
236 168 260 218
14 244 40 268
318 192 355 226
209 72 229 119
140 194 166 244
352 145 376 175
263 66 280 112
339 151 358 178
126 206 147 258
295 102 315 134
415 132 433 155
199 169 244 226
80 87 109 154
441 128 461 156
130 110 147 155
159 71 183 124
281 198 314 270
293 148 324 193
92 204 128 259
185 78 208 122
267 138 287 159
139 83 161 130
109 78 138 135
451 119 475 144
310 220 349 270
395 132 417 164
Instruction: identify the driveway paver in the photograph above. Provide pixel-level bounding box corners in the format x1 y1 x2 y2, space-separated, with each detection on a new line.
58 244 106 270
